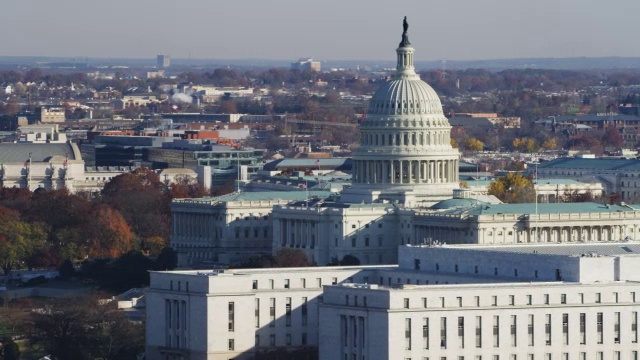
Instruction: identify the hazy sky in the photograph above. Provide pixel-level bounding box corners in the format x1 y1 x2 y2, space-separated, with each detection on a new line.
2 0 640 61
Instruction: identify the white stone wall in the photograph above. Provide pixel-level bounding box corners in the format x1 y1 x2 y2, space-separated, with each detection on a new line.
320 282 640 360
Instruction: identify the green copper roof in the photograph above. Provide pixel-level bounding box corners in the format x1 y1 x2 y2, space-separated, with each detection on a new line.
196 190 331 203
538 157 640 170
461 202 632 216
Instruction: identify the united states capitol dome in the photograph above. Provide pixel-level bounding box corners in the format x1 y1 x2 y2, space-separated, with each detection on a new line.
368 78 444 116
366 16 444 116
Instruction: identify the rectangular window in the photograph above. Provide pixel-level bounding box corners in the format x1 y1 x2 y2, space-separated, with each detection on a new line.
302 297 308 326
596 312 603 344
228 339 234 351
252 280 258 289
284 279 290 289
255 299 260 328
269 298 276 327
632 311 638 343
423 317 430 349
404 298 410 308
317 278 322 287
493 315 499 347
441 317 447 349
269 279 274 289
545 314 551 346
492 296 497 306
458 317 465 349
511 315 517 347
544 294 549 305
579 293 584 304
255 334 260 347
422 297 428 308
614 311 620 344
528 314 534 346
285 297 292 327
509 295 515 306
560 294 566 304
596 352 603 360
475 316 482 348
595 293 601 303
228 302 235 332
301 278 306 288
579 313 586 345
405 318 412 350
562 313 569 345
527 295 532 305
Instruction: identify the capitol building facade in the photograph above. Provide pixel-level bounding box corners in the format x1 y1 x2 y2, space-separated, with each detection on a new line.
152 19 640 360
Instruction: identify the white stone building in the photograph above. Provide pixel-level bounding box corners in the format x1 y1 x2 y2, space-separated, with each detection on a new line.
412 202 640 245
0 142 137 194
146 242 640 360
170 191 330 266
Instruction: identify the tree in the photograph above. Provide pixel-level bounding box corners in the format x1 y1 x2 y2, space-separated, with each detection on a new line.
541 137 559 151
272 248 314 267
488 173 535 203
154 247 178 271
463 137 484 152
601 127 624 148
28 296 144 360
339 255 361 266
59 259 75 279
142 236 166 257
0 338 20 360
84 205 133 259
101 168 170 240
0 206 47 274
512 137 538 153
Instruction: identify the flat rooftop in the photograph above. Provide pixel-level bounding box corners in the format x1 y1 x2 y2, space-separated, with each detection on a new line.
408 241 640 256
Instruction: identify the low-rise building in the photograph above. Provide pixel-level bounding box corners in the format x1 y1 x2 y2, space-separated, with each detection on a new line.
146 242 640 360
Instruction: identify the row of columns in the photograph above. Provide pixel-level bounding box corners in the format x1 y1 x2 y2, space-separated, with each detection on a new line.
360 130 448 147
412 224 635 245
173 212 218 243
278 219 316 249
353 159 457 184
519 225 630 243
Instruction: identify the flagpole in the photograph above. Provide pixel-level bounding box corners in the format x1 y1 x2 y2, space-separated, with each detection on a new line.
28 152 32 188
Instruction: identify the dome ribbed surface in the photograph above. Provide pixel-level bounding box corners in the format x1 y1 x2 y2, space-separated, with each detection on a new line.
368 78 444 116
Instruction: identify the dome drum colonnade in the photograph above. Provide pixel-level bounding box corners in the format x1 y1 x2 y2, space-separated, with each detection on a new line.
347 17 459 203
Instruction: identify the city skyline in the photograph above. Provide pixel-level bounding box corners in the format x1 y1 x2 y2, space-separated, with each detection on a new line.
3 0 640 62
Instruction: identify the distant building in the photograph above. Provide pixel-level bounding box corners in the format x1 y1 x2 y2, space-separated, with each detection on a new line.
157 54 170 69
532 157 640 199
448 112 521 129
291 58 321 72
0 142 133 193
37 105 66 123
